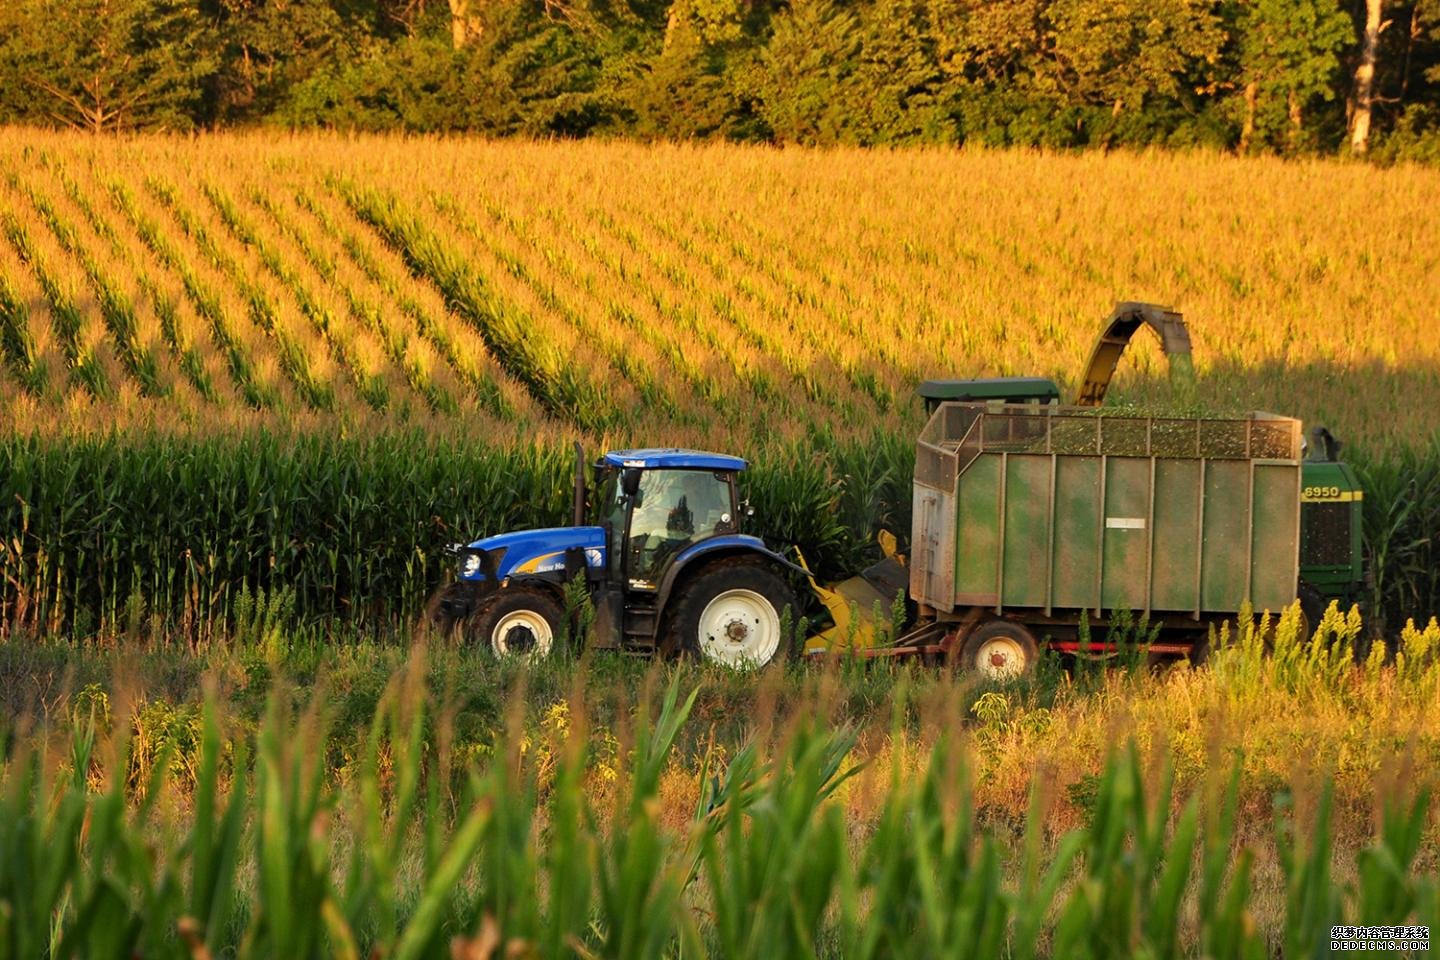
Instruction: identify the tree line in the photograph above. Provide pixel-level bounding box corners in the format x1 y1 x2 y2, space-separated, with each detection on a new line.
0 0 1436 159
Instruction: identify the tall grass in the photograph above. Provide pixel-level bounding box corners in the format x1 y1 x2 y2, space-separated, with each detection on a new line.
1 651 1436 960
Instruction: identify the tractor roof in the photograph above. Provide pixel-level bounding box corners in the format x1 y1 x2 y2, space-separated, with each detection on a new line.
603 448 748 471
917 377 1061 404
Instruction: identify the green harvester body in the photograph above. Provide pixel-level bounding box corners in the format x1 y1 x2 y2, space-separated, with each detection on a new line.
1296 457 1365 602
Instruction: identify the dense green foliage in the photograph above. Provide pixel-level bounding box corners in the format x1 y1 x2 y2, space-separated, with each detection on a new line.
0 0 1437 157
0 430 914 637
0 429 1432 640
1 648 1436 959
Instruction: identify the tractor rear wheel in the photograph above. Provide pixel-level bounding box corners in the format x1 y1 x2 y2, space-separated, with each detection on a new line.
669 559 796 669
465 587 565 661
958 619 1038 680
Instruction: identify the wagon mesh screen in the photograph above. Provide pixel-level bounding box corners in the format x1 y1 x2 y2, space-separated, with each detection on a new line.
915 404 1301 491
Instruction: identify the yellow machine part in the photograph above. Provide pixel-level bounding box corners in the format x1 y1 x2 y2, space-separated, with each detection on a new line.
1073 302 1194 407
799 531 905 654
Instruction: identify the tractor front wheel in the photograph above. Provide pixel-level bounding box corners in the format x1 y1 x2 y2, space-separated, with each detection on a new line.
466 587 565 661
669 560 796 669
425 581 485 641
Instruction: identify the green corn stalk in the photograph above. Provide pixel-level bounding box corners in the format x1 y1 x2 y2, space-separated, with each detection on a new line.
13 178 165 397
252 186 444 414
0 664 1436 958
1275 781 1341 959
700 720 858 959
148 176 330 411
137 275 217 402
429 191 678 422
0 271 48 396
593 676 699 959
202 182 385 412
295 186 504 419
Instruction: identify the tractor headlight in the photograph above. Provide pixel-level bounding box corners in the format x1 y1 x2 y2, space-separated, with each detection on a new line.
459 552 482 578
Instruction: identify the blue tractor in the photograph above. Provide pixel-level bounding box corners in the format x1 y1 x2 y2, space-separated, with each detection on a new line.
434 446 802 667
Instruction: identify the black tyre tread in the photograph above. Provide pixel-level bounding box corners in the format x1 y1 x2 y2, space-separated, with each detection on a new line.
665 556 797 664
424 581 482 642
1298 580 1328 642
465 585 565 658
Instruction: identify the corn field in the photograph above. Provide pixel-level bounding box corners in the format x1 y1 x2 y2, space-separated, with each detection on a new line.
0 132 1436 446
0 132 1436 632
3 130 1439 960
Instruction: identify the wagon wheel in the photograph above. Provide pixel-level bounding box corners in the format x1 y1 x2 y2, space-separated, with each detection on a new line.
957 619 1039 680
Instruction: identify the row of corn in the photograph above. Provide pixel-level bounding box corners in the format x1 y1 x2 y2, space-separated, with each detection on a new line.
0 430 914 638
0 429 1436 638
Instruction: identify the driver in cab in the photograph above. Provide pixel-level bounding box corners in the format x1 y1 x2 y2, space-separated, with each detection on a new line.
628 471 726 579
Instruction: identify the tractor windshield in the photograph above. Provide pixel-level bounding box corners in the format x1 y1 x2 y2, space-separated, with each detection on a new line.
627 469 735 585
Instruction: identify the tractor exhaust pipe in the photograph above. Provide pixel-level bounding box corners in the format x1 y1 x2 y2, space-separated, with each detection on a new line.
572 441 586 527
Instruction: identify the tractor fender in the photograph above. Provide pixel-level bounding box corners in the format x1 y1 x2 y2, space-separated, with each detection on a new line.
653 535 810 630
437 573 565 622
500 544 597 606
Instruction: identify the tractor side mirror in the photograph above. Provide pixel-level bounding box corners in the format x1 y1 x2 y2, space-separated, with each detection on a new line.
621 468 642 498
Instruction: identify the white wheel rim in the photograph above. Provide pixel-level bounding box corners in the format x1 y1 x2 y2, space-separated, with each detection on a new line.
698 589 781 668
975 636 1026 680
491 609 554 659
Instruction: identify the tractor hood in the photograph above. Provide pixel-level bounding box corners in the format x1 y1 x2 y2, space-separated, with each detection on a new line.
458 526 606 581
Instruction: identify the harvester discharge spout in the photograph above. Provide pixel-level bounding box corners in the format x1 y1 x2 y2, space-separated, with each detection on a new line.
1073 301 1194 407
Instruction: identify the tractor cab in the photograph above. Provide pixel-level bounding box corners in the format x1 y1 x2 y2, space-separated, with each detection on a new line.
592 449 747 591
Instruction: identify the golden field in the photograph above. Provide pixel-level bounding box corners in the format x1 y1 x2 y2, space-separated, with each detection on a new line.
0 131 1436 451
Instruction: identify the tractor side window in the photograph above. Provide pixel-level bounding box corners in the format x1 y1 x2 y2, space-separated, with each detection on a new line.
627 470 734 584
594 470 624 530
592 469 626 579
